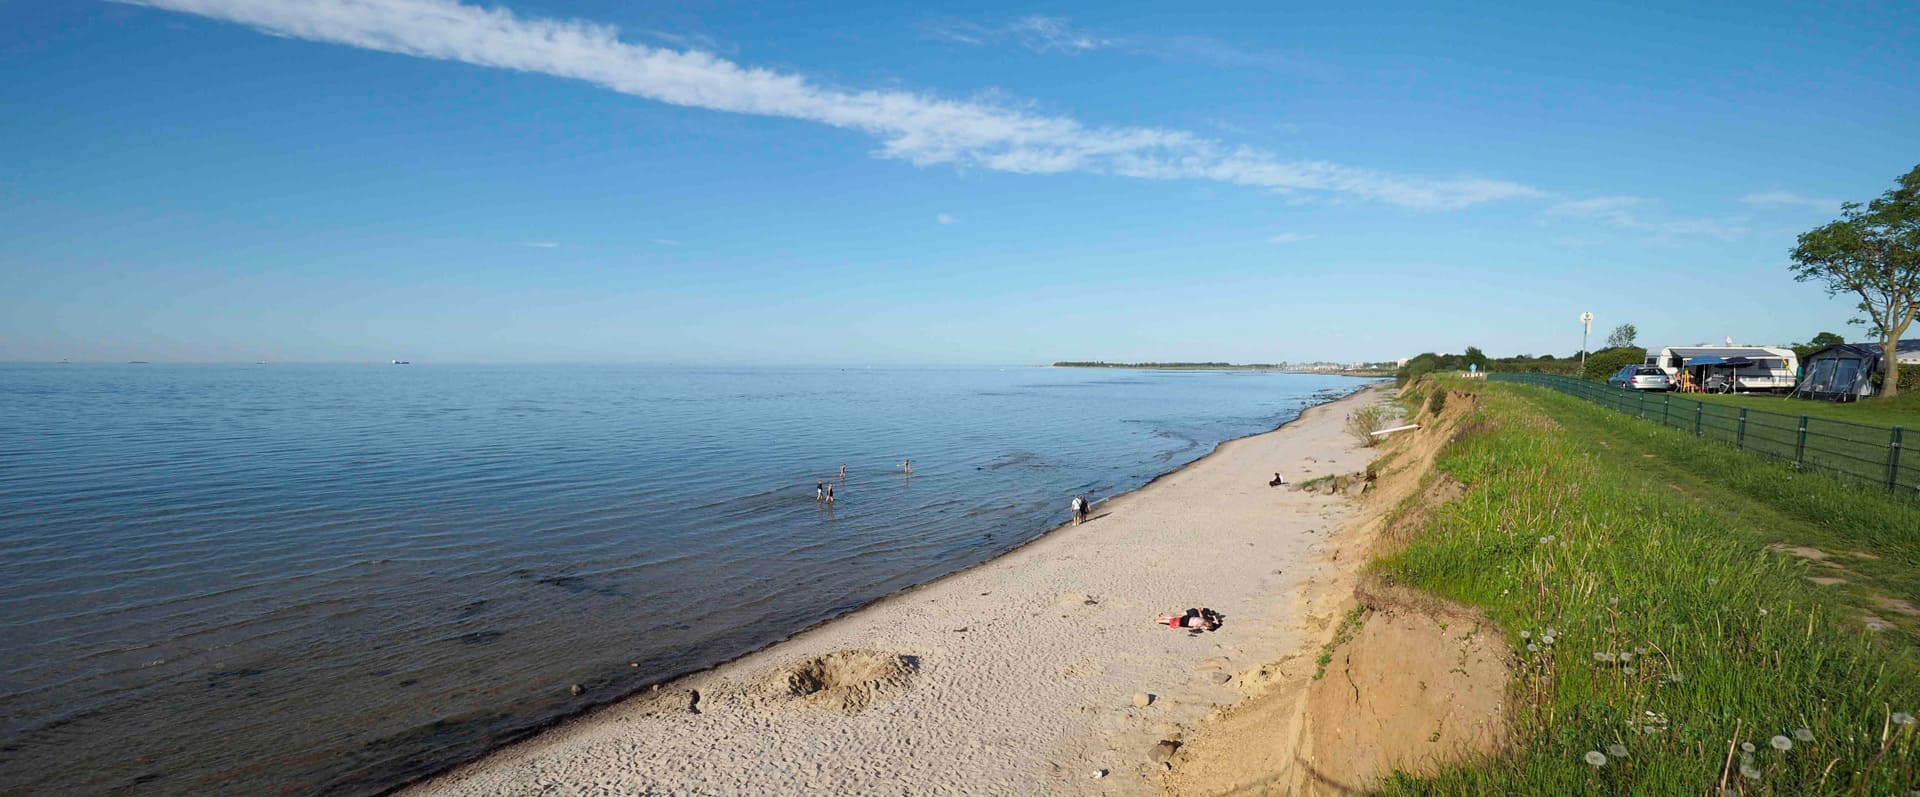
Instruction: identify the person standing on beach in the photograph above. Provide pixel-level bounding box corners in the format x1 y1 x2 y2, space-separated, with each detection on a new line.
1070 495 1084 525
1078 495 1091 523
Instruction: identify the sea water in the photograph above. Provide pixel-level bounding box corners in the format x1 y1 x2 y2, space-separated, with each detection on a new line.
0 364 1369 795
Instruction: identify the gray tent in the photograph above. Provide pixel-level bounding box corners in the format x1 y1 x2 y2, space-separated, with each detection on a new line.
1792 340 1920 400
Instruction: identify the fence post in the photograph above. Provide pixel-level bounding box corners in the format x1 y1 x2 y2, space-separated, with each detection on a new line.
1794 416 1809 468
1890 426 1905 493
1694 403 1704 437
1737 409 1748 450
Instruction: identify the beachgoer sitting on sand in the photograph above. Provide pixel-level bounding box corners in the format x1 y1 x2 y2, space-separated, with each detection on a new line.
1156 608 1223 632
1268 472 1286 487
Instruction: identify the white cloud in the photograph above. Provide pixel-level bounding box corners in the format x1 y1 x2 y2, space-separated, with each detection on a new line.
1550 195 1746 241
936 213 958 225
1267 232 1311 244
523 240 560 248
924 16 1105 53
928 15 1314 74
124 0 1540 210
1007 16 1104 53
1740 190 1840 213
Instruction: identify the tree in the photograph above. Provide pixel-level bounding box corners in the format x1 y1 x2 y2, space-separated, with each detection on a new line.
1463 346 1488 370
1584 347 1648 381
1809 331 1846 347
1790 164 1920 398
1605 323 1638 349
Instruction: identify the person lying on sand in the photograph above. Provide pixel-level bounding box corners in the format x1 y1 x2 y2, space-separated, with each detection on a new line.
1156 608 1223 632
1268 472 1286 487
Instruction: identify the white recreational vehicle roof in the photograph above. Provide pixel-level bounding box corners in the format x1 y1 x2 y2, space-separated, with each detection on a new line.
1659 346 1788 359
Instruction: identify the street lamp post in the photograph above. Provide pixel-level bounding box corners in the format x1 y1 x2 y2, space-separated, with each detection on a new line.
1580 312 1594 375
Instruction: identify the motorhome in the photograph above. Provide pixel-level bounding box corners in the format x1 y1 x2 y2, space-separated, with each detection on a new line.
1643 345 1799 393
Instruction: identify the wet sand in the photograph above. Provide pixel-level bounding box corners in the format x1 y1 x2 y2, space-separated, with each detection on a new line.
401 385 1390 797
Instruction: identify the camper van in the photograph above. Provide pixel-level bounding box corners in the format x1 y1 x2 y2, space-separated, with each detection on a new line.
1643 345 1799 393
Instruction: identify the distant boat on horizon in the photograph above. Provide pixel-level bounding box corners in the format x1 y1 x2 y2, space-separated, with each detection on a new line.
391 359 411 365
128 361 149 365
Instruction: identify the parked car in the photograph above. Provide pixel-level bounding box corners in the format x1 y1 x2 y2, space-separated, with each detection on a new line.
1608 365 1672 391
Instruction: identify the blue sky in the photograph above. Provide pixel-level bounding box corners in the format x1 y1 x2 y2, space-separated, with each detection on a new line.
2 0 1915 364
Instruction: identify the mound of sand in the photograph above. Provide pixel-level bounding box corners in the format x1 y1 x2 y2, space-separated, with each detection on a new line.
762 650 918 713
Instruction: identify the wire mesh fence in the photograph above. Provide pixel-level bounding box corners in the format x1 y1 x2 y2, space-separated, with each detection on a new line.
1487 373 1916 501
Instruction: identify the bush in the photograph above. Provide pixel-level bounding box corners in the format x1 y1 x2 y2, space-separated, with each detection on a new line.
1427 389 1447 416
1581 346 1647 381
1346 405 1391 447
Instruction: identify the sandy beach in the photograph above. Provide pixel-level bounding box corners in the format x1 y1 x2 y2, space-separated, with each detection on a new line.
402 385 1392 797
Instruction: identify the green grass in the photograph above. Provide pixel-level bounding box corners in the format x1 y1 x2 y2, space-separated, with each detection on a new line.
1370 381 1920 796
1688 390 1920 429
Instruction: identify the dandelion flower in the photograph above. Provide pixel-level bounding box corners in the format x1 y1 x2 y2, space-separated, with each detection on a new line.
1758 608 1769 616
1547 627 1558 636
1594 652 1616 663
1542 635 1556 646
1740 763 1761 780
1708 578 1718 586
1521 630 1531 639
1740 742 1756 753
1608 597 1619 605
1894 712 1915 726
1770 735 1792 751
1526 643 1538 652
1793 728 1814 742
1606 743 1627 758
1619 651 1634 663
1623 666 1637 675
1584 750 1606 767
1540 536 1551 544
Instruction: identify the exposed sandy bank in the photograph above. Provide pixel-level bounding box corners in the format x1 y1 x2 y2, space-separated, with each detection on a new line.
1169 385 1510 797
400 386 1392 797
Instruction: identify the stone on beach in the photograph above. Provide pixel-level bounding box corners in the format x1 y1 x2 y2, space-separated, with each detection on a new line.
1132 692 1153 708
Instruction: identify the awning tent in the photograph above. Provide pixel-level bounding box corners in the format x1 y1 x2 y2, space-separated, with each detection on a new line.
1792 340 1920 400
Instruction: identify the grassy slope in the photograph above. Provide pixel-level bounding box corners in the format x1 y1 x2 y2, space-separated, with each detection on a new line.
1686 390 1920 428
1373 381 1920 795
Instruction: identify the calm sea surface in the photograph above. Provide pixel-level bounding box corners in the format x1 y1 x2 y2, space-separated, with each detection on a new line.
0 364 1369 795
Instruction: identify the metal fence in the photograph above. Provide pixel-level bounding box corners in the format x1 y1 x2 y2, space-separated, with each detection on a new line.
1488 373 1916 500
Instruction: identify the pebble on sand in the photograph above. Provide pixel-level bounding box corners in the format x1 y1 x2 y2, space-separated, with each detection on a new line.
1132 692 1153 708
1149 740 1181 764
1204 671 1232 685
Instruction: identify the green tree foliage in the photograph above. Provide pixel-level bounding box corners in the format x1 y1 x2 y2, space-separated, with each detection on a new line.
1605 323 1638 349
1463 346 1488 370
1582 346 1648 381
1790 163 1920 398
1810 331 1846 347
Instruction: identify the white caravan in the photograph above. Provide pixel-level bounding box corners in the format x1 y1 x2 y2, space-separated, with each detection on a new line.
1643 345 1799 393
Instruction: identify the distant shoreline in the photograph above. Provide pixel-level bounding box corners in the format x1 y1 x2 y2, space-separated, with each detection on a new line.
1051 361 1397 376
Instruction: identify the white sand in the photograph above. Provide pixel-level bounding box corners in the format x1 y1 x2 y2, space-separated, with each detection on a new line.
403 386 1389 797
